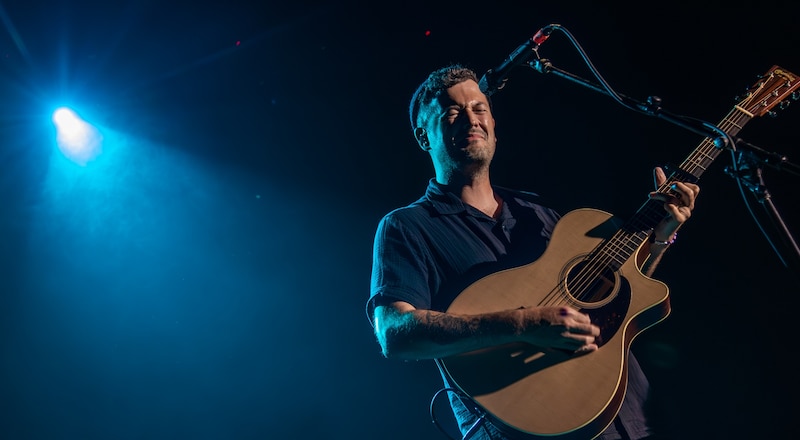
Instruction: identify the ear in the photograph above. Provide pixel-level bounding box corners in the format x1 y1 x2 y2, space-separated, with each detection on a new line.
414 127 430 151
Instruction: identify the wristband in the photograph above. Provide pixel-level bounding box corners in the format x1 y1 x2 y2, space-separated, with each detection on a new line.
651 233 677 246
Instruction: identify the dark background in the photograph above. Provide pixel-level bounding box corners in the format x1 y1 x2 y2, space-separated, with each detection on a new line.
2 1 799 439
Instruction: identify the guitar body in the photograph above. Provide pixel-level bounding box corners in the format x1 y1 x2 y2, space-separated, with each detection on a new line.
439 208 671 439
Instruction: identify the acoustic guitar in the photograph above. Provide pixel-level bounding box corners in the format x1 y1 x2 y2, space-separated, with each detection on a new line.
438 65 799 439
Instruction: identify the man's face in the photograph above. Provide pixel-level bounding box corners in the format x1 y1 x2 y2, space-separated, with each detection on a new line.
423 80 497 169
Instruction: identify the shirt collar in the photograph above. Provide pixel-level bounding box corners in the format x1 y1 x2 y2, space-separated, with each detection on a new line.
424 178 514 221
424 179 468 215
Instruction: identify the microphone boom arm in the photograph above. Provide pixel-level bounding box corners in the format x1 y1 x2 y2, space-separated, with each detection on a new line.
529 58 729 144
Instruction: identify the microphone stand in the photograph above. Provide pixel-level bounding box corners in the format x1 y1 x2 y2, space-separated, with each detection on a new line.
527 57 800 273
730 137 800 178
723 139 800 270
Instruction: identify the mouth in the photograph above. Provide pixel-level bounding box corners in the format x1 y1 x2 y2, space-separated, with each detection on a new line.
454 130 487 146
466 129 486 140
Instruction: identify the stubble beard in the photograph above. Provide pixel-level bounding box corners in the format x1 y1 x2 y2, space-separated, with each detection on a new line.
458 140 494 178
464 138 494 164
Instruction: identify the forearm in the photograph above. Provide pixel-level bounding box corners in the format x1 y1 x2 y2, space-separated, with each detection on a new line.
376 307 524 360
639 233 675 276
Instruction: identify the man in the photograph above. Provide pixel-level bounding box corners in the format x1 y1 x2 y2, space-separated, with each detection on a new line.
367 64 698 439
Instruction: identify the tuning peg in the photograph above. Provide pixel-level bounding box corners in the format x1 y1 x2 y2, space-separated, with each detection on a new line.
734 91 751 102
792 91 800 101
779 100 791 110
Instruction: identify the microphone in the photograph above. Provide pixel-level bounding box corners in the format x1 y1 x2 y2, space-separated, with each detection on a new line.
478 25 555 96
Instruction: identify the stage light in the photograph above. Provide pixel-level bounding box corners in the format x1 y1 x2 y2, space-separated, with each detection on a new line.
52 106 103 166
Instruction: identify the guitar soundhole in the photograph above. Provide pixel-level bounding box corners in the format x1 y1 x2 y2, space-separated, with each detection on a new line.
565 261 616 304
565 261 631 347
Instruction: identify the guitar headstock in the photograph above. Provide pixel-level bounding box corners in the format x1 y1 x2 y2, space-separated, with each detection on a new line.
736 65 800 118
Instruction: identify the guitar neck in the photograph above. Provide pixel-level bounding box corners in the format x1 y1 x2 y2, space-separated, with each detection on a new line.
675 106 750 182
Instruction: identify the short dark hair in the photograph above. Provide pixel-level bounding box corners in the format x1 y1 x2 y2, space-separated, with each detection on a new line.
408 64 488 133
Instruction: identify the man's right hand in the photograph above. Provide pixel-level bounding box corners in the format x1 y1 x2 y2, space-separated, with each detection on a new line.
516 306 600 354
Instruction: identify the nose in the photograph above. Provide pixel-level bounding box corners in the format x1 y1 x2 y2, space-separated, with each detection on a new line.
464 108 481 126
